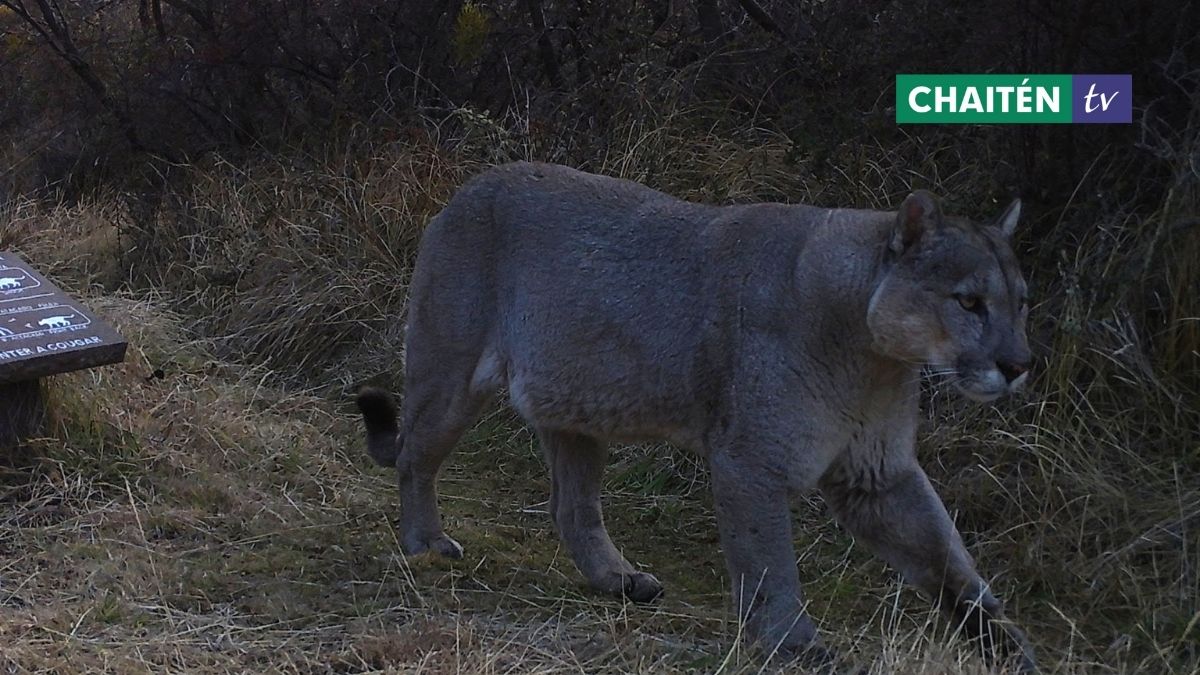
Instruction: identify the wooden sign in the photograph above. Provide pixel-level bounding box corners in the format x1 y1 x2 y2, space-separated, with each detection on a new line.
0 251 127 385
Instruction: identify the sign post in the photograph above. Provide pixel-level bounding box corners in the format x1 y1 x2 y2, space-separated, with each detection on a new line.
0 251 127 451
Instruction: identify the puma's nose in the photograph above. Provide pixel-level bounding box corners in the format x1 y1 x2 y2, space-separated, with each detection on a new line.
997 360 1030 384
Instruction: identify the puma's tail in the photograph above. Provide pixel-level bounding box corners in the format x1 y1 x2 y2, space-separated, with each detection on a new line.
356 387 401 466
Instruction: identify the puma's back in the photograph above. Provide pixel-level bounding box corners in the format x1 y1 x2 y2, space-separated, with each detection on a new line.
404 161 837 447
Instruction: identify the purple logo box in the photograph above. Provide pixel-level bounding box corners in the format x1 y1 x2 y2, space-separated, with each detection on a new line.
1072 74 1132 123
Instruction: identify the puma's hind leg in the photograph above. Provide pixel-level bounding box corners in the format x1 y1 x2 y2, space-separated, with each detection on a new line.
388 362 491 559
538 428 664 602
358 384 470 558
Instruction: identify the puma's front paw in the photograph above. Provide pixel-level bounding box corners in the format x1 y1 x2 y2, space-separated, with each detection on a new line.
987 621 1036 674
401 532 465 559
621 571 665 603
590 569 664 603
954 595 1037 673
779 644 867 675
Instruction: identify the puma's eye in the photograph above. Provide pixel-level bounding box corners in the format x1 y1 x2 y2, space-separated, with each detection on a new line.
955 294 983 312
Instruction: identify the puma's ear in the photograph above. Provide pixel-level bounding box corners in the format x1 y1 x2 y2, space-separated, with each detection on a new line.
891 190 943 254
996 198 1021 238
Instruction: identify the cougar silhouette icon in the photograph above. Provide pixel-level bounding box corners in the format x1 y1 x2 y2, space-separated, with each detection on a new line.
38 315 76 329
0 275 27 290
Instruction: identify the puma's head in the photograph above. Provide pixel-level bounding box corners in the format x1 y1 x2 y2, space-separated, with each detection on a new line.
867 190 1031 402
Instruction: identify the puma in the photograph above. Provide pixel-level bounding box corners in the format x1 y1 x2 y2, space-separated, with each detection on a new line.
357 162 1036 671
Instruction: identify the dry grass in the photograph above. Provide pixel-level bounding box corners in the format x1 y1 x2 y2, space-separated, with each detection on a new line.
0 98 1197 673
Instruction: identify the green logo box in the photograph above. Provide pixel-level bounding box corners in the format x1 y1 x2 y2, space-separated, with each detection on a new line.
897 74 1073 124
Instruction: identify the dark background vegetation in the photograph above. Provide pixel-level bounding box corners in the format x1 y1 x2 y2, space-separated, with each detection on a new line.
0 1 1197 673
1 0 1197 384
